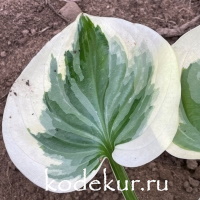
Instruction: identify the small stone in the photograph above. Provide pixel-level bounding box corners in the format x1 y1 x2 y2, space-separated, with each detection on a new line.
183 181 190 189
148 162 156 169
1 61 5 66
22 29 29 36
136 0 143 5
59 2 82 22
152 167 158 172
18 38 28 45
30 29 36 35
0 51 6 57
192 188 198 194
188 177 199 187
139 8 145 13
7 41 11 45
186 186 193 193
193 166 200 180
186 160 198 170
119 0 130 6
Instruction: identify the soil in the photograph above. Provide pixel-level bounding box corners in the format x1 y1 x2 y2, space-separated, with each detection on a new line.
1 0 200 200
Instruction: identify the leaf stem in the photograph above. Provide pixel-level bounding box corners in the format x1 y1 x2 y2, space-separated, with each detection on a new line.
108 155 139 200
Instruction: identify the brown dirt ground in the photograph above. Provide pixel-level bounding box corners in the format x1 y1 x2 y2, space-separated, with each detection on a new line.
1 0 200 200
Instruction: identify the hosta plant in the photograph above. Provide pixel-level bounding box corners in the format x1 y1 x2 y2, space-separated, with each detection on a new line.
2 14 180 199
167 25 200 159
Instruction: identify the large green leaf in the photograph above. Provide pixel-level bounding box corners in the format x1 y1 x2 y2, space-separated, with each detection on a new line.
3 14 180 192
167 25 200 159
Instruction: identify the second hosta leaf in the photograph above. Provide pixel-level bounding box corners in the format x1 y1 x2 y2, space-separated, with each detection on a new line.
2 14 180 192
167 25 200 159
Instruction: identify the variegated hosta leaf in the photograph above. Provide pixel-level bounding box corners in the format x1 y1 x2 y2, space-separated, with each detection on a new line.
167 25 200 159
2 14 180 192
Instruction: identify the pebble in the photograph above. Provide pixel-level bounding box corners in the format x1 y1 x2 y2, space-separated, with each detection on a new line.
136 0 143 5
1 61 6 66
148 162 156 170
22 29 29 36
192 188 198 194
183 181 190 189
186 160 198 170
18 37 28 45
193 166 200 180
0 51 6 57
30 29 36 35
186 186 193 193
152 167 158 172
188 177 199 187
59 2 82 22
119 0 130 6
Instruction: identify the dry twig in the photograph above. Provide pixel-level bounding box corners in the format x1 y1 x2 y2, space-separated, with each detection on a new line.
45 0 68 23
6 164 12 187
38 26 51 34
157 15 200 37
